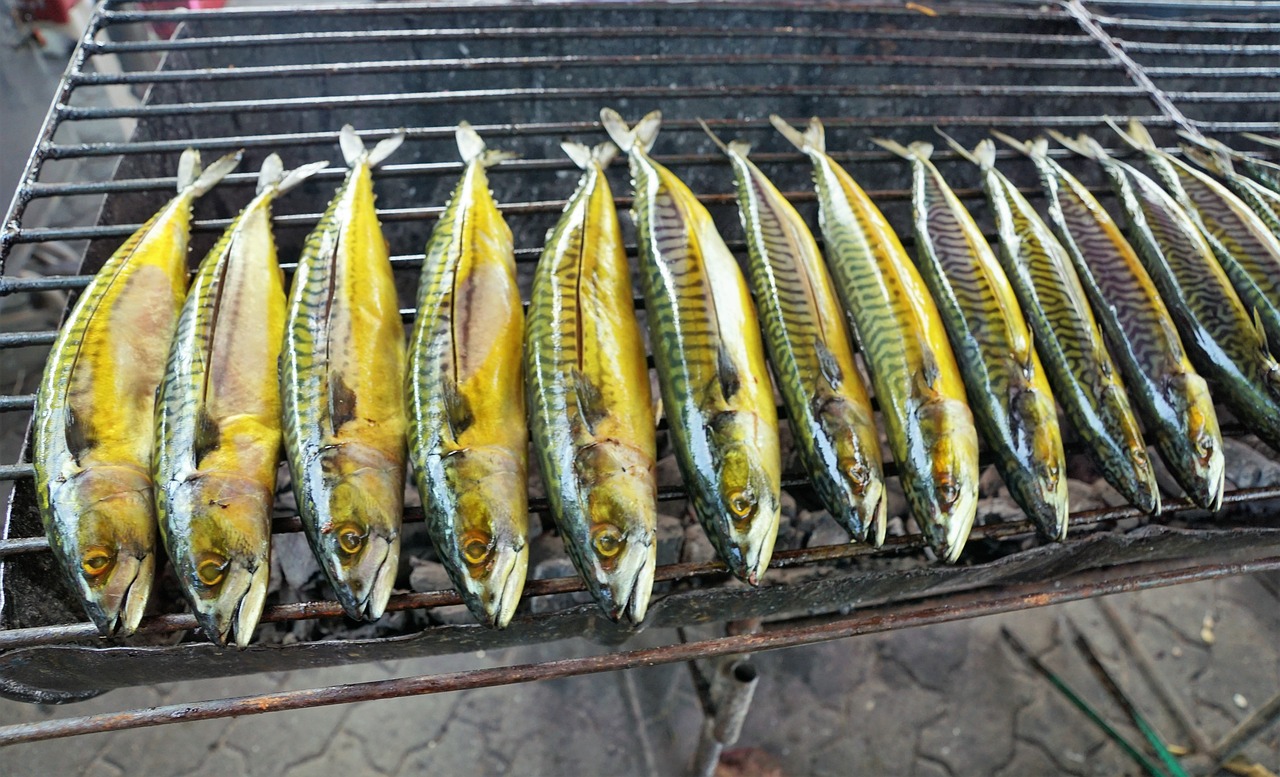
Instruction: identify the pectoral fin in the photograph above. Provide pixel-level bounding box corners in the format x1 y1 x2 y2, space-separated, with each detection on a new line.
193 407 221 465
573 369 608 436
443 381 474 439
814 338 844 389
327 371 358 433
716 345 742 402
64 406 94 464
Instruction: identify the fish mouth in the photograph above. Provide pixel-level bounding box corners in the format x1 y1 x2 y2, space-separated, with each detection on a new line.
859 479 888 548
194 561 268 649
85 552 153 637
602 538 657 625
334 534 398 621
937 486 980 565
476 544 528 629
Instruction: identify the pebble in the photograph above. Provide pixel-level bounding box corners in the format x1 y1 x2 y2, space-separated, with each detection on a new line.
274 532 321 591
681 523 717 564
656 513 685 566
406 558 473 625
804 511 852 548
1234 693 1249 709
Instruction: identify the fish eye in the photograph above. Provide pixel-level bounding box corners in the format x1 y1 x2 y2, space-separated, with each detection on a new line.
81 547 114 578
334 523 367 555
591 525 624 559
727 488 756 521
461 531 492 567
937 475 960 509
196 553 229 587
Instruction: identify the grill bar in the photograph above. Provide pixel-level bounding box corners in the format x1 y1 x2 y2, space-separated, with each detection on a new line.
2 553 1275 747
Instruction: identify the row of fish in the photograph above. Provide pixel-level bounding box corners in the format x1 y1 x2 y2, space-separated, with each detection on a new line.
32 114 1280 646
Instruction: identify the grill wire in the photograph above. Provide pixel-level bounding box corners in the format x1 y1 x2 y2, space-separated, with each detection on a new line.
2 0 1280 739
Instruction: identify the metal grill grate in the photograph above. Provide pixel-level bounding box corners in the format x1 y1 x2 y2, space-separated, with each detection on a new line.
2 0 1280 740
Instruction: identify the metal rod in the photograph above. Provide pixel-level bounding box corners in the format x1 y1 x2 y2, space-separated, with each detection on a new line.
1209 690 1280 768
0 395 34 412
0 555 1275 747
691 659 760 777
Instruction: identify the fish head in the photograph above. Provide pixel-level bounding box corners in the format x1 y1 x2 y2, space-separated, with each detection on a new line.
910 397 980 563
165 474 272 648
1163 372 1226 511
573 440 657 624
1008 387 1069 541
444 447 529 628
317 444 404 621
817 397 886 543
707 412 780 586
48 465 156 636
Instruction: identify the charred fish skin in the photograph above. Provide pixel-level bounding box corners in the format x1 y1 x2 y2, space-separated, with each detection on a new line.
1033 132 1224 512
1113 121 1280 351
984 133 1159 515
602 109 781 584
772 116 979 563
525 140 657 624
704 122 886 545
34 148 242 636
155 155 326 647
408 123 528 628
281 126 407 622
1061 135 1280 453
883 137 1068 541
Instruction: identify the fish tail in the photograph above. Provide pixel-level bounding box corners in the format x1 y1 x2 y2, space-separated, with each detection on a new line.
872 138 933 161
187 149 243 197
339 124 406 169
277 159 329 195
255 153 285 193
1180 143 1231 177
935 129 997 171
697 118 751 158
599 108 661 155
990 130 1048 161
561 140 618 169
1107 118 1156 153
1242 132 1280 151
457 121 518 167
771 115 825 153
1045 129 1101 162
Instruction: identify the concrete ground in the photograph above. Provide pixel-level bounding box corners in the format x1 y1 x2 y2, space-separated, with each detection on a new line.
2 6 1279 776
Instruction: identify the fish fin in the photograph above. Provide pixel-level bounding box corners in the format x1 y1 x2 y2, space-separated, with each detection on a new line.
814 337 844 389
193 406 221 465
442 381 474 438
698 118 751 158
716 346 742 401
561 141 594 170
339 124 366 167
990 129 1035 157
572 369 608 435
1106 118 1157 153
599 108 662 155
770 115 825 153
1180 143 1232 177
327 371 358 433
367 130 406 168
911 351 942 400
64 406 94 464
176 149 201 191
1254 307 1272 353
935 129 996 170
187 150 243 197
457 121 517 167
652 395 664 428
872 138 933 161
592 141 619 167
256 153 285 194
276 160 328 195
1242 132 1280 151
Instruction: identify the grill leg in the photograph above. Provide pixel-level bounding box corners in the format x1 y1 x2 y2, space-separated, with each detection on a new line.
689 657 760 777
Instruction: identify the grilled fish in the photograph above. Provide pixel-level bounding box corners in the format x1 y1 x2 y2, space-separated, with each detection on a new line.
1237 133 1280 194
882 137 1067 540
772 116 979 562
1180 137 1280 243
1058 134 1280 453
408 123 528 627
987 132 1159 515
526 140 657 623
281 126 407 621
34 148 241 636
704 122 885 545
1033 132 1224 511
602 109 781 583
155 154 325 647
1112 120 1280 351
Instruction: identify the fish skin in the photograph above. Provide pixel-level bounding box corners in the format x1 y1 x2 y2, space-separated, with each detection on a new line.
1113 121 1280 353
603 108 781 584
281 127 407 622
34 148 242 636
1032 132 1224 512
154 155 324 647
1061 134 1280 454
525 139 657 624
771 116 979 563
705 123 885 545
885 136 1067 541
1180 138 1280 245
407 123 528 628
984 133 1159 516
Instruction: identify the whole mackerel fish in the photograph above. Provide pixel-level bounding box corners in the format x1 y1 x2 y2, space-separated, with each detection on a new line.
983 133 1160 515
703 122 886 545
281 126 407 621
34 148 241 635
601 109 781 584
1057 134 1280 453
879 137 1067 541
155 154 325 647
525 140 657 624
1031 132 1225 511
771 116 979 562
1112 120 1280 351
408 123 528 627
